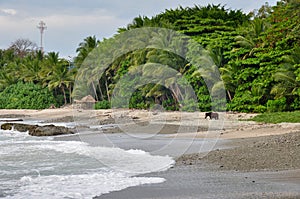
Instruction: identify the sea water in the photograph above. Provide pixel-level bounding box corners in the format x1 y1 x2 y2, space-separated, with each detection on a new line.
0 126 174 198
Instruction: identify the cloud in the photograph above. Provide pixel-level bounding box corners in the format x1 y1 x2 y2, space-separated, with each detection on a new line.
0 0 278 57
0 8 17 16
0 10 128 56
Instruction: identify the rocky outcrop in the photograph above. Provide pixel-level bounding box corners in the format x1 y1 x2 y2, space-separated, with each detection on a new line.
0 123 75 136
1 123 37 132
30 124 75 136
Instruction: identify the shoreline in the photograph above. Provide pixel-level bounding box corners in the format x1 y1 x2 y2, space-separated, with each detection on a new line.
98 166 300 199
97 131 300 199
1 108 300 198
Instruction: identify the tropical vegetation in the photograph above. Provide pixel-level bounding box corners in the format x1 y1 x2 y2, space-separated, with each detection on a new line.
0 41 75 109
0 0 299 112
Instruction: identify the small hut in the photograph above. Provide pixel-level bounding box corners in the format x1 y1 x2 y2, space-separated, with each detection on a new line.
74 95 96 109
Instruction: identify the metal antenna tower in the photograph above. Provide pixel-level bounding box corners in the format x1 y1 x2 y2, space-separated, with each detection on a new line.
37 21 47 52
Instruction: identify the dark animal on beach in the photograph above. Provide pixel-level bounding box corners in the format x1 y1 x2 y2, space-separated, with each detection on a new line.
205 112 219 120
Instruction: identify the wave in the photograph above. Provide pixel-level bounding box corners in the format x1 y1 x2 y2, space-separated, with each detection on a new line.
0 129 174 198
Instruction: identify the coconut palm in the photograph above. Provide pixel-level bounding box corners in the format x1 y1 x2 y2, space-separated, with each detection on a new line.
0 70 18 90
46 61 74 105
235 18 267 58
74 36 99 68
21 56 42 84
40 52 74 104
271 46 300 98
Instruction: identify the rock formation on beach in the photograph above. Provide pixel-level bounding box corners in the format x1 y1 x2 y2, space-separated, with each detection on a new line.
0 123 75 136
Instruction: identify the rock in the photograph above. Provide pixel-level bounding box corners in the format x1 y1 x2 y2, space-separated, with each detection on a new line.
1 123 38 132
1 123 74 136
1 123 13 131
30 124 75 136
98 117 115 125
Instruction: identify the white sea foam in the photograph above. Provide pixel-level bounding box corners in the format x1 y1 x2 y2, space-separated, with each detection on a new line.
28 140 174 174
0 129 174 198
4 173 165 199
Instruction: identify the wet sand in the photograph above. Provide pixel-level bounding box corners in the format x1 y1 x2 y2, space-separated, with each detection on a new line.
95 131 300 199
98 166 300 199
96 132 300 199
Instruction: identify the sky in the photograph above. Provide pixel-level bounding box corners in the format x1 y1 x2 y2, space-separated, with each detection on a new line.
0 0 278 58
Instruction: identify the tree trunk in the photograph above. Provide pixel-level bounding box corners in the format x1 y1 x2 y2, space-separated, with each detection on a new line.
105 80 110 101
91 82 99 101
62 86 67 105
98 80 104 101
69 85 72 103
227 90 232 101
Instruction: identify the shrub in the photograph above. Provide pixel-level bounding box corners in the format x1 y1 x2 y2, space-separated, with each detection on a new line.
162 98 179 111
254 105 267 113
0 82 58 109
266 97 286 112
94 100 111 109
291 97 300 110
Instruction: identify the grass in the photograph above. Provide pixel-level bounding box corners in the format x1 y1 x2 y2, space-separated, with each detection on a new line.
249 111 300 124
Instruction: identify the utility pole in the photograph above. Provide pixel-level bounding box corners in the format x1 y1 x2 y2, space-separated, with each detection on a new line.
37 21 47 52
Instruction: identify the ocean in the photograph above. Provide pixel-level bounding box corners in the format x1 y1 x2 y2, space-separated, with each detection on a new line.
0 122 174 199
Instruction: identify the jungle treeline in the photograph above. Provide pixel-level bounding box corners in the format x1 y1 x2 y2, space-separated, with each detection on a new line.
0 0 299 112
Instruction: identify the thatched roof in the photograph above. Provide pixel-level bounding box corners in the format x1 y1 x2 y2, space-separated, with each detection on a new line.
78 95 96 103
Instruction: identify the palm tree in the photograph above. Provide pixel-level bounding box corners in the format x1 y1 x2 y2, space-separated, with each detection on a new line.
0 70 18 90
47 61 73 105
41 52 74 105
39 52 60 84
220 64 236 101
21 56 42 84
235 18 267 58
0 61 20 90
74 36 99 68
191 48 225 99
271 46 300 99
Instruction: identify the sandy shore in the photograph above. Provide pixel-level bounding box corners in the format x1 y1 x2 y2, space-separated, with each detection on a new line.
1 108 300 198
1 108 299 137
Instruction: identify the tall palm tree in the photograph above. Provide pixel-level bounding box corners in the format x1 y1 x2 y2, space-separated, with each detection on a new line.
41 52 74 105
74 36 99 68
47 61 73 105
39 52 60 84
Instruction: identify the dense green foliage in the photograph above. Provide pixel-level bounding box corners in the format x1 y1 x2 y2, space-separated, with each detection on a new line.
0 48 75 108
1 1 300 112
225 0 300 112
94 100 111 109
250 111 300 123
0 82 58 109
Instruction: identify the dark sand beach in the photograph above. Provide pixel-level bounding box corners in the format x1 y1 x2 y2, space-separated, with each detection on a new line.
1 108 300 198
97 132 300 199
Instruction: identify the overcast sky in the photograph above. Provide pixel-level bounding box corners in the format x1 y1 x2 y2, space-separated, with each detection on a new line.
0 0 278 58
